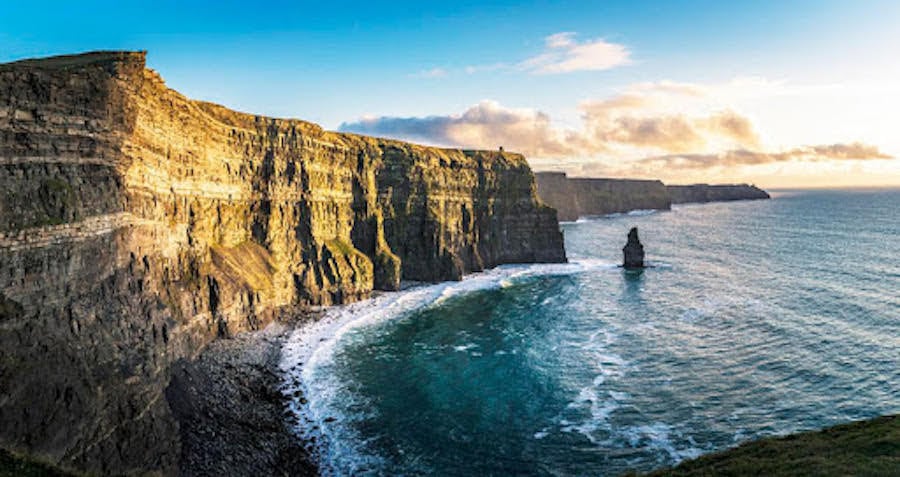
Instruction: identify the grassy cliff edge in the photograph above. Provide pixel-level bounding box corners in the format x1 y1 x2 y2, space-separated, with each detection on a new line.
638 415 899 476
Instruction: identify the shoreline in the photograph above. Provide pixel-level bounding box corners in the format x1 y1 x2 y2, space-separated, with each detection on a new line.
279 260 616 474
160 263 603 476
166 319 319 476
174 246 897 476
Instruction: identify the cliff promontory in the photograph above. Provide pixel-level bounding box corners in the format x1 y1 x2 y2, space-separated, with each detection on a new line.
0 51 565 475
535 172 769 221
534 172 671 221
667 183 771 204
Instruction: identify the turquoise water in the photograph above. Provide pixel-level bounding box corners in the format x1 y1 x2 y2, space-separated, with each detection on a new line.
284 189 900 476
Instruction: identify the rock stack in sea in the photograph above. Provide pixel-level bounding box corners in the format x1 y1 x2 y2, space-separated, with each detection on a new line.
622 227 645 269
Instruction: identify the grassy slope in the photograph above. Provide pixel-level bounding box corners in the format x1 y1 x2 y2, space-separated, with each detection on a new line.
642 415 899 476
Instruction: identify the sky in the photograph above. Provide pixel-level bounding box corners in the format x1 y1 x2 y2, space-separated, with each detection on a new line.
3 0 899 187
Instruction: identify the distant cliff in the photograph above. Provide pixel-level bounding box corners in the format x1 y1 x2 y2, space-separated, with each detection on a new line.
534 172 671 221
667 183 770 204
535 172 769 221
0 51 565 475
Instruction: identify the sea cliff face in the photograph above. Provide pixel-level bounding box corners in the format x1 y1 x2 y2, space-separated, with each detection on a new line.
534 172 671 221
667 183 771 204
0 51 565 474
535 172 769 221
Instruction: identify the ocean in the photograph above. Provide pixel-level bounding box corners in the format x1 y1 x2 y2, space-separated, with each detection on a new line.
281 188 900 476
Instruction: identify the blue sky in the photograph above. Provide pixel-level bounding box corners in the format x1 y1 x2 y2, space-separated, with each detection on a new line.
3 1 899 186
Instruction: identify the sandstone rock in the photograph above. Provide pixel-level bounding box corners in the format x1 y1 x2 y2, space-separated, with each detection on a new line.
0 51 566 475
622 227 645 269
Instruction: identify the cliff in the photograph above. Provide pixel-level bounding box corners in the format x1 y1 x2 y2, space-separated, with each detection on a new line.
534 172 671 221
0 51 565 475
535 172 769 221
666 183 771 204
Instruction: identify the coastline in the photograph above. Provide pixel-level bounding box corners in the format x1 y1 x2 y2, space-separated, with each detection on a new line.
225 273 897 477
163 194 897 475
4 261 892 475
279 260 616 474
0 33 893 477
0 50 566 474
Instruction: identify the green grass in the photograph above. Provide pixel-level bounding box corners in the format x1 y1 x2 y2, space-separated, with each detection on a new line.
638 415 899 477
0 449 76 477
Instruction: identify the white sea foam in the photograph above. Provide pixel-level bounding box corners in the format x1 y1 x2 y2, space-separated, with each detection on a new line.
556 328 631 445
562 209 658 223
280 259 618 474
626 209 658 216
453 343 478 352
620 423 704 462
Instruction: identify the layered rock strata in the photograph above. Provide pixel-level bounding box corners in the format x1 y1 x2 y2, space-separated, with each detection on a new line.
0 51 566 475
535 172 770 221
534 172 671 221
666 183 771 204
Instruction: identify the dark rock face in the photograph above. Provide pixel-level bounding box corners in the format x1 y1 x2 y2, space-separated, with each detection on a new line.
667 184 770 204
0 51 566 475
622 227 645 269
535 172 671 221
535 172 770 222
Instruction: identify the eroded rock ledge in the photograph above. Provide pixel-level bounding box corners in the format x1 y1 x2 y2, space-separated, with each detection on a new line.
0 51 565 475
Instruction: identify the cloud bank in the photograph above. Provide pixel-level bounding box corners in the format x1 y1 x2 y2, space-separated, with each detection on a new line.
340 80 892 174
341 82 767 157
343 100 579 157
638 143 893 170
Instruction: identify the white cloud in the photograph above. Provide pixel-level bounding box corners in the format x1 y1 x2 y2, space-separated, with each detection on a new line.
339 79 893 177
544 32 577 49
415 31 630 77
635 143 893 170
340 100 580 157
519 32 631 74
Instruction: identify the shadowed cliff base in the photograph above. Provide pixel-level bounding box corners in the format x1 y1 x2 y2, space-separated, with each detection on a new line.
0 50 564 475
636 415 900 476
535 172 769 221
165 321 317 476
